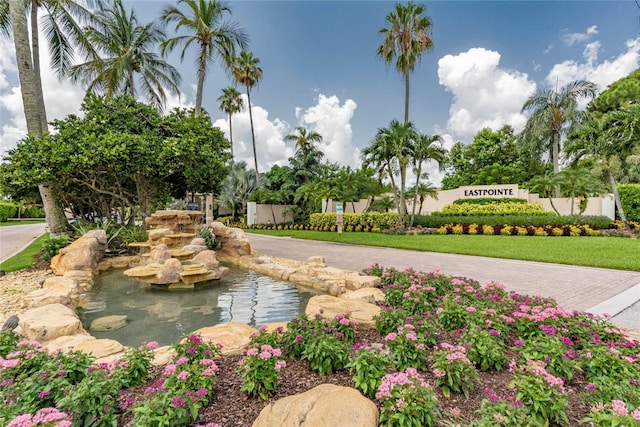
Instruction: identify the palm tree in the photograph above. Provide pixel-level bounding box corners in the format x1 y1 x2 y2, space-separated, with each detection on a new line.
217 161 263 221
161 0 248 117
521 80 598 179
286 126 323 157
232 51 263 177
527 171 563 215
286 126 324 184
70 0 181 110
217 86 244 158
378 1 434 123
409 132 445 226
7 0 71 235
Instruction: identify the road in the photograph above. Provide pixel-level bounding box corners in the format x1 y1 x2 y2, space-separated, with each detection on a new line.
0 223 47 264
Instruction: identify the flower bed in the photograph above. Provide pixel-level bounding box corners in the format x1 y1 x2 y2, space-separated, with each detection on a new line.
1 265 639 426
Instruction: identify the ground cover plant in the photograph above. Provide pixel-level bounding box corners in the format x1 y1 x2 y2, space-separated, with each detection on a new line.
2 265 639 426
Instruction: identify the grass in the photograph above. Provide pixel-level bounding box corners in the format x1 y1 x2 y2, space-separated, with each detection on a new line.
0 234 48 273
245 229 640 271
0 220 46 227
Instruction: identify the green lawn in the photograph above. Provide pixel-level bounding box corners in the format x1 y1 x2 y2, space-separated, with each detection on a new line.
0 234 48 273
245 229 640 271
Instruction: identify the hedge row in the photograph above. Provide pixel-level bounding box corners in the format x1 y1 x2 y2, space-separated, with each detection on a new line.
434 201 549 216
433 223 601 237
309 212 402 229
452 197 527 205
412 214 613 230
0 203 45 222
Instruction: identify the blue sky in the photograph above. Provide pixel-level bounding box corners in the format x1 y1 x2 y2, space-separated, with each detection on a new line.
1 1 639 184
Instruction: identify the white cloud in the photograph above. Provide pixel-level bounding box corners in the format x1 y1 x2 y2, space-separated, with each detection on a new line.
295 94 360 167
546 36 640 103
213 94 294 173
561 25 599 46
437 47 536 141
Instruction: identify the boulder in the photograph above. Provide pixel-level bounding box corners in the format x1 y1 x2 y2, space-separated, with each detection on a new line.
190 322 257 355
305 295 381 327
344 274 381 291
209 222 252 259
42 276 85 296
156 258 183 284
152 345 178 366
340 288 385 305
90 315 128 332
252 384 378 427
183 237 208 254
50 230 106 275
192 250 220 269
44 333 96 353
74 338 124 359
19 303 84 342
148 244 172 264
22 287 73 309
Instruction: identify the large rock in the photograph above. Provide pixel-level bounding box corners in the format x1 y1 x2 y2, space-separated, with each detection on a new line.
252 384 378 427
190 322 257 355
209 222 252 259
50 230 107 275
340 288 385 305
42 276 86 297
305 295 381 326
74 338 124 359
22 287 73 310
44 333 96 353
148 244 172 265
192 250 220 269
90 315 128 332
19 303 84 342
156 258 183 284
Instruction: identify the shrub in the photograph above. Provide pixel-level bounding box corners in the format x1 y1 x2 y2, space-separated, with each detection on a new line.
452 197 528 205
42 235 70 261
435 202 550 216
20 205 45 219
0 203 17 222
618 184 640 221
309 212 403 231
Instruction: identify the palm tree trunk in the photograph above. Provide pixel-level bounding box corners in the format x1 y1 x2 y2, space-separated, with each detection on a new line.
552 131 560 197
385 163 401 215
195 45 207 117
404 72 410 124
10 0 68 236
607 166 630 231
128 72 135 97
410 165 421 228
30 0 47 133
228 113 234 158
246 88 259 179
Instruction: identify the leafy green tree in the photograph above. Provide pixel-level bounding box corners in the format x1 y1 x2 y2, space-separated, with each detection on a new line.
378 1 433 123
217 161 263 221
161 0 248 117
557 166 608 215
589 68 640 113
441 126 534 190
286 127 325 185
520 80 598 180
1 95 231 223
70 0 181 110
409 132 445 226
217 86 244 157
565 104 640 230
233 51 263 176
526 171 563 215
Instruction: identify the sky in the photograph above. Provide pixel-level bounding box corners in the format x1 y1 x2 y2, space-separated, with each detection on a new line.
1 0 639 186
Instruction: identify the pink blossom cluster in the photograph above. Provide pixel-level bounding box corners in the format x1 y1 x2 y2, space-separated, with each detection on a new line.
375 367 430 400
7 407 72 427
511 305 572 323
591 400 640 420
521 360 565 391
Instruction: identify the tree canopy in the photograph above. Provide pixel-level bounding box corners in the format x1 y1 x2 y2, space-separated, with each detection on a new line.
0 95 231 224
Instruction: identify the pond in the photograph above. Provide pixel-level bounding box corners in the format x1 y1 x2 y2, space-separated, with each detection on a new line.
78 265 321 348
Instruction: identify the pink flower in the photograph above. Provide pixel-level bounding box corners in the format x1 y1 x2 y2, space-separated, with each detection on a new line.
494 413 506 422
246 348 258 357
145 341 159 350
259 351 271 360
37 390 51 399
196 388 208 397
611 399 629 416
171 397 186 408
275 360 287 371
632 408 640 421
176 357 189 365
163 364 176 376
177 371 190 381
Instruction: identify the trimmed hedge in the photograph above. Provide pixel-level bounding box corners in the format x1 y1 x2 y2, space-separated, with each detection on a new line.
310 212 403 231
618 184 640 221
414 214 613 230
434 201 549 216
452 197 527 205
434 223 600 237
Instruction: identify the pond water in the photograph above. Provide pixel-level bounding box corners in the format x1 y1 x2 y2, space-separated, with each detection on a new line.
78 265 321 348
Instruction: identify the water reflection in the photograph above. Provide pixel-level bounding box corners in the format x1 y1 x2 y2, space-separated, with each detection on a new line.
78 265 320 347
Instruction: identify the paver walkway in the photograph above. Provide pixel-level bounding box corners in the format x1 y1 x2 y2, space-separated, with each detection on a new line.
246 233 640 334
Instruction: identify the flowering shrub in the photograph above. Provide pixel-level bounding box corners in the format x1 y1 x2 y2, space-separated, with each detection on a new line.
7 407 72 427
348 343 395 398
461 328 508 372
376 368 440 427
510 360 569 425
384 325 429 370
582 399 640 426
237 344 286 400
302 334 350 375
430 343 479 398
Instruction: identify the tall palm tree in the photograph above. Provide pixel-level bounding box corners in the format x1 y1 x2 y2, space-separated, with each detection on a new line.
70 0 181 110
285 126 323 157
363 119 417 220
7 0 76 235
521 80 598 178
217 86 244 158
378 1 433 123
232 51 262 177
161 0 248 117
409 132 445 226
